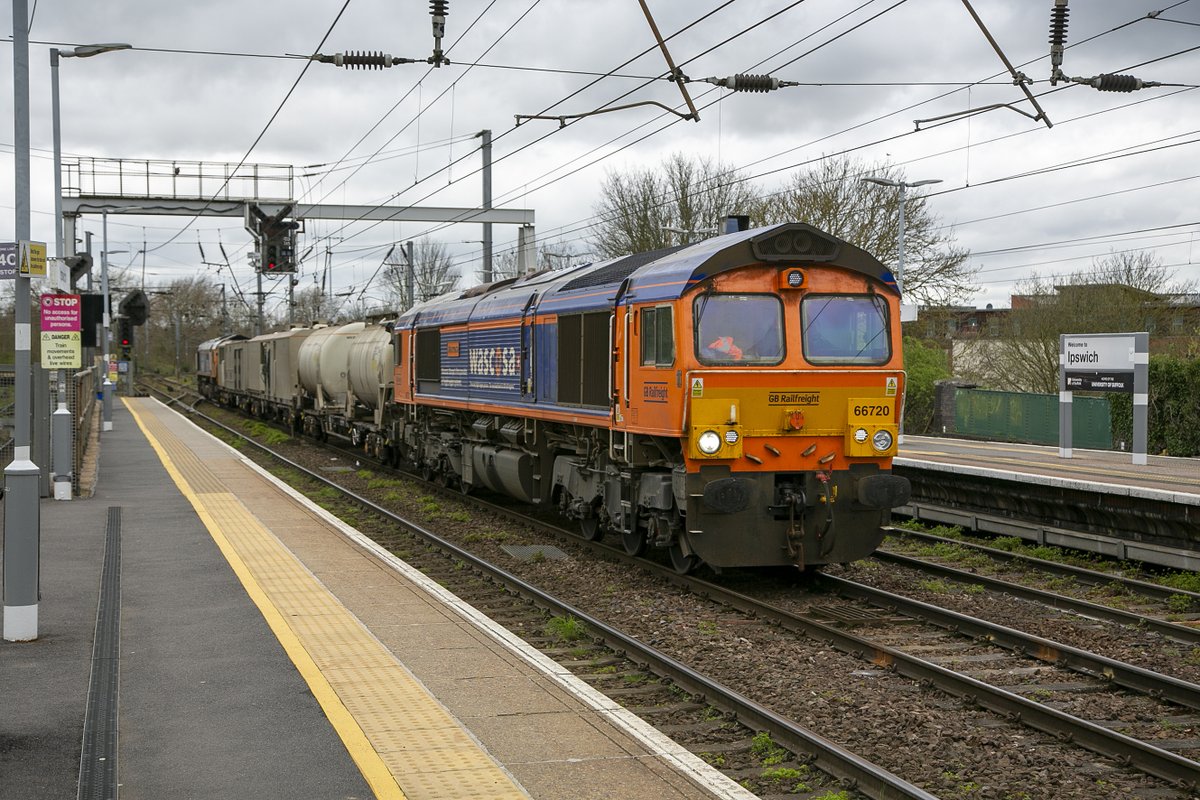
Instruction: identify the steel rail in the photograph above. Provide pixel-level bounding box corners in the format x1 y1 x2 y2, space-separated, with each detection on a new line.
150 394 940 800
627 566 1200 791
874 550 1200 646
888 528 1200 605
818 573 1200 711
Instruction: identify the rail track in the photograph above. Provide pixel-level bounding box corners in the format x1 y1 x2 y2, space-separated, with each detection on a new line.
883 527 1200 628
140 379 1200 798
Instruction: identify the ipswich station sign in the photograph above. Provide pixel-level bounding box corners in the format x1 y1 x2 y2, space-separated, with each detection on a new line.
1063 335 1138 392
1059 332 1148 465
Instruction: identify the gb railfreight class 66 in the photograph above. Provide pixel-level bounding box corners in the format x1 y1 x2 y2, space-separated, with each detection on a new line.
198 222 911 573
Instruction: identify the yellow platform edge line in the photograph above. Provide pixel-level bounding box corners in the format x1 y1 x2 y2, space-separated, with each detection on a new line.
124 400 405 800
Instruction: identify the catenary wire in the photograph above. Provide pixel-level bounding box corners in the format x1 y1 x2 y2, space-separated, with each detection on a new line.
150 0 355 254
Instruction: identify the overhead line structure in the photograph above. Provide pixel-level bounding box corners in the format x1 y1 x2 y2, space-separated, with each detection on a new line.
445 74 1197 276
292 0 530 291
313 0 885 266
297 0 756 287
52 2 1184 296
346 6 1195 298
380 0 1011 259
293 0 511 212
969 259 1198 289
152 0 354 255
303 0 770 239
302 0 973 294
461 3 1195 252
64 198 532 227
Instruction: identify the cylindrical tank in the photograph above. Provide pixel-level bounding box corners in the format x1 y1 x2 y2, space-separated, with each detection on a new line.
348 324 393 409
297 325 334 397
299 322 366 406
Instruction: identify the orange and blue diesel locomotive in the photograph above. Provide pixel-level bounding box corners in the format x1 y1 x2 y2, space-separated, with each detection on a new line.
199 221 911 572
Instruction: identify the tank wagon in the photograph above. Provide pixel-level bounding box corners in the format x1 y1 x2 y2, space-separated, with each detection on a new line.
202 222 911 572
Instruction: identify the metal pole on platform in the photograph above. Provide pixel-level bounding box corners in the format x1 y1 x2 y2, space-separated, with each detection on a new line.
5 0 42 641
101 211 113 431
50 48 73 500
478 129 493 284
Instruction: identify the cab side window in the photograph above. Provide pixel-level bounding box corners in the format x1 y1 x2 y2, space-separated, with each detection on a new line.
640 306 674 367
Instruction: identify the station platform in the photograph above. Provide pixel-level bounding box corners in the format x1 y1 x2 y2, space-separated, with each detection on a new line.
0 398 750 800
893 435 1198 569
896 435 1199 503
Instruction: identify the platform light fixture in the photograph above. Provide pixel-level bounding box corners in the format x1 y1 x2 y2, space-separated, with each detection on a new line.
859 176 942 448
858 176 942 299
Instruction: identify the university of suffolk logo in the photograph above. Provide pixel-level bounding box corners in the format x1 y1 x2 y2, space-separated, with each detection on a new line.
469 346 519 377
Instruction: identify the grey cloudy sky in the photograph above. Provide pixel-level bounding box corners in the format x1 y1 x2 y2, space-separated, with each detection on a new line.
3 0 1198 315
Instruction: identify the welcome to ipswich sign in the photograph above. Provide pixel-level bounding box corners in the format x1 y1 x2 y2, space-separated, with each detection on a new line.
1059 333 1148 465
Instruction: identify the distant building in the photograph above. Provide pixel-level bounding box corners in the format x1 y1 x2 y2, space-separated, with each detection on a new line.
905 284 1199 394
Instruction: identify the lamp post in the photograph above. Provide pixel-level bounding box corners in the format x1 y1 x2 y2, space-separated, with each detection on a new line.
860 175 942 446
859 176 942 298
51 43 131 457
101 212 115 429
53 44 132 263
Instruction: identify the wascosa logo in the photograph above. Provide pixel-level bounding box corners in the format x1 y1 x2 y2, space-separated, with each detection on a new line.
469 346 519 377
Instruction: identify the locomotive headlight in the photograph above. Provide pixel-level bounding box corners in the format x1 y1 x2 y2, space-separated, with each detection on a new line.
854 428 868 443
697 430 723 455
872 429 894 452
724 430 740 445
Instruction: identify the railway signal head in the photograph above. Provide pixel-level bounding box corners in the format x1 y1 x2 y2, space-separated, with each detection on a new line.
118 316 134 349
264 240 280 271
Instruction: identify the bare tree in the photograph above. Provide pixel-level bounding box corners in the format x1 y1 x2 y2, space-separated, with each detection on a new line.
588 154 974 306
758 157 976 305
490 248 523 281
291 285 328 327
142 276 225 374
1087 249 1194 294
382 237 458 306
956 251 1192 392
590 153 762 259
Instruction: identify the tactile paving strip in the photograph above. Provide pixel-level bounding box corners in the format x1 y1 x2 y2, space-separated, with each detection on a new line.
126 399 529 800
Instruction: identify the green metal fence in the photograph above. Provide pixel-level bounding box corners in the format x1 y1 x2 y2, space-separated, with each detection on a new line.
954 388 1112 449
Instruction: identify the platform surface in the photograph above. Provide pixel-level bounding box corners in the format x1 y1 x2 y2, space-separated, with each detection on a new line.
0 399 748 800
897 435 1199 503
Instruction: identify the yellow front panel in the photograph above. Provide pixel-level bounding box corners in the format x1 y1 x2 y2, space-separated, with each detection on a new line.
687 397 743 459
844 397 898 456
688 383 900 436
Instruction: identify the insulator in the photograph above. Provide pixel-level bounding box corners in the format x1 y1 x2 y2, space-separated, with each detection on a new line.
728 74 779 93
429 0 448 16
338 51 393 69
1093 73 1142 93
1048 1 1069 48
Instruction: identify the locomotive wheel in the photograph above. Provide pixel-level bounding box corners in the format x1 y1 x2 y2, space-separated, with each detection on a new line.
579 516 603 542
622 529 646 557
669 541 699 575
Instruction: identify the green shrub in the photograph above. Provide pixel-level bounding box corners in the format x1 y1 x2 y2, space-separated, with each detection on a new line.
1110 355 1200 456
903 337 951 435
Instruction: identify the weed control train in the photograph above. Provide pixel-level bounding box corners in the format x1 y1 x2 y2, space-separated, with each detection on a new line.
198 222 911 572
